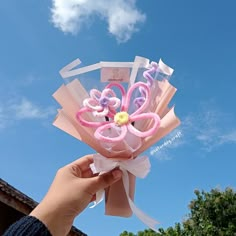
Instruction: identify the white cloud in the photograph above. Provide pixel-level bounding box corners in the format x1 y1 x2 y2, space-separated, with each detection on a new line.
181 108 236 152
50 0 146 42
0 107 7 129
219 131 236 144
0 98 55 129
152 149 172 161
10 98 54 120
149 105 236 161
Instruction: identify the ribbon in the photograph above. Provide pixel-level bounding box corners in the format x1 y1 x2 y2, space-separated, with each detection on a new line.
59 57 150 80
90 154 159 232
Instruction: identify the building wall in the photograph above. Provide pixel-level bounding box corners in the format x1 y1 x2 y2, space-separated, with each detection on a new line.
0 201 25 235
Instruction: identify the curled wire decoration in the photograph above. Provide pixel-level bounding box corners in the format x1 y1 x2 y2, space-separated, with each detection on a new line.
143 62 158 87
134 62 158 109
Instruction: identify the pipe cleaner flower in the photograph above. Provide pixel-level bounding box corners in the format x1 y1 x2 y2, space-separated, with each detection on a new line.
83 88 120 117
76 82 161 143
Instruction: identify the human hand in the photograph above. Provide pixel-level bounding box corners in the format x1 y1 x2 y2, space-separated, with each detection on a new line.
30 154 122 236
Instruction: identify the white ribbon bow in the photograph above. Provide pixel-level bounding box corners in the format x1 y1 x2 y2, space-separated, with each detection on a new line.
90 154 159 232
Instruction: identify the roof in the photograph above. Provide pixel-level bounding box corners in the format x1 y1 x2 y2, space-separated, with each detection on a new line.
0 178 87 236
0 178 37 209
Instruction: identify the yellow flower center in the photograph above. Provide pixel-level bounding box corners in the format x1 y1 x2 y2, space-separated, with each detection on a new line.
114 112 129 126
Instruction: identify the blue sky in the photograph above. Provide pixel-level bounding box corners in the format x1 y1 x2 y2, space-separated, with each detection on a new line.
0 0 236 235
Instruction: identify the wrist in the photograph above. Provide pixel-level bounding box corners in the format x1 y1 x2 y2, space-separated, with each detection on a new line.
30 201 75 236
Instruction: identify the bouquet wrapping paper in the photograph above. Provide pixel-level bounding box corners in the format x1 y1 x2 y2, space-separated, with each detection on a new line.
53 56 180 230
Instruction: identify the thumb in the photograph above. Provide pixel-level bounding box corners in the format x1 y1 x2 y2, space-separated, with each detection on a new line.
87 169 122 194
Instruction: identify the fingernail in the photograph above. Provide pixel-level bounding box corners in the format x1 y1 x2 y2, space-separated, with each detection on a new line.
112 170 122 179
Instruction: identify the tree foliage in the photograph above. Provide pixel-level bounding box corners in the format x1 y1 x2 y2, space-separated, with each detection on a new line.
120 188 236 236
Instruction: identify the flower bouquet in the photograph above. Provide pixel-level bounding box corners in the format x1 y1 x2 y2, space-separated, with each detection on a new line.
53 56 180 230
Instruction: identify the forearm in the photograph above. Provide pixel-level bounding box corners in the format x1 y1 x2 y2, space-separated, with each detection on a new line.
3 215 51 236
30 200 75 236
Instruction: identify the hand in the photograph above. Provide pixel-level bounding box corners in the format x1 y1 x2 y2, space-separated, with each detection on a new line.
30 155 122 236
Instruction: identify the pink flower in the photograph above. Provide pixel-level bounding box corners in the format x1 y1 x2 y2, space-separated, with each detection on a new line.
83 88 120 117
77 82 160 143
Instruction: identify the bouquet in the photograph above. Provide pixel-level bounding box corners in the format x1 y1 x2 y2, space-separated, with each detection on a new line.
53 56 180 231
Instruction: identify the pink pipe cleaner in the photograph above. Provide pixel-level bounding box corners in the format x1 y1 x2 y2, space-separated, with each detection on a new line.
83 88 120 117
76 107 109 128
143 62 158 87
76 82 161 143
105 83 126 111
134 62 158 108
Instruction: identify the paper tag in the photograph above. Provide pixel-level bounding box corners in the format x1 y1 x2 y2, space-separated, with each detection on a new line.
101 67 130 83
